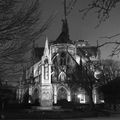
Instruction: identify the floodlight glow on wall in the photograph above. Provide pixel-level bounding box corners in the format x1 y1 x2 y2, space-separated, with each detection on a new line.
77 94 86 103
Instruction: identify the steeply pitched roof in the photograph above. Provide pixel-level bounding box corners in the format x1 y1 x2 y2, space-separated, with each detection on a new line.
52 19 73 44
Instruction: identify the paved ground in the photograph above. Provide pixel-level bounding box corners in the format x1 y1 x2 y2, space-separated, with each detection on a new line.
1 108 120 120
1 116 120 120
1 114 120 120
72 115 120 120
0 111 110 119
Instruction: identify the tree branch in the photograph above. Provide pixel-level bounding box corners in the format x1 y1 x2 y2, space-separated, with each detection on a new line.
98 41 120 48
100 33 120 39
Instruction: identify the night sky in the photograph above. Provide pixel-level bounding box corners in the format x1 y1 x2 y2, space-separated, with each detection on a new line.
37 0 120 60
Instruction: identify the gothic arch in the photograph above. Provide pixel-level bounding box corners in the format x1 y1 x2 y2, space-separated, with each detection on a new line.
23 89 29 104
57 85 71 102
32 87 40 104
57 85 69 93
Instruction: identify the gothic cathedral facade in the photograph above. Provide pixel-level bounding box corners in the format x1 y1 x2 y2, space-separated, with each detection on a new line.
16 19 102 107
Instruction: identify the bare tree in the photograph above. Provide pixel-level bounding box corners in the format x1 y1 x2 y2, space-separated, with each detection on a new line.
79 0 120 25
67 49 102 110
0 0 55 84
79 0 120 56
101 59 120 83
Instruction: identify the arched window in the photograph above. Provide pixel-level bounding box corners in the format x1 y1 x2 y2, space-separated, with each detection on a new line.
44 58 49 80
58 71 66 81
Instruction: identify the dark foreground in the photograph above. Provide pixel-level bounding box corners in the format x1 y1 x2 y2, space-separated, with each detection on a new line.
0 105 112 119
0 110 111 119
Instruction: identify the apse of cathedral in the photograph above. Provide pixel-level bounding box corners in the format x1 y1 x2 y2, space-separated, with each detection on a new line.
16 12 102 107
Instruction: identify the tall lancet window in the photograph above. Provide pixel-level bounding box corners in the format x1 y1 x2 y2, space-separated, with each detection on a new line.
58 71 66 81
44 59 49 80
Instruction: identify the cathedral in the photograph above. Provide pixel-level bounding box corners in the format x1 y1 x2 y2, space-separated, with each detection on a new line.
16 2 102 106
16 18 102 107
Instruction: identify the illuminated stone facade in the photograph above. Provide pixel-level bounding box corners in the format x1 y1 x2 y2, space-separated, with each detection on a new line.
16 20 101 107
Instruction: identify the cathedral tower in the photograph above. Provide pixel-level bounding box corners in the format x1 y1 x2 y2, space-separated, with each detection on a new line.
40 37 53 107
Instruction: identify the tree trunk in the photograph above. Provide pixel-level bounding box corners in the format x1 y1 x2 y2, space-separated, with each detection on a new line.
88 89 95 110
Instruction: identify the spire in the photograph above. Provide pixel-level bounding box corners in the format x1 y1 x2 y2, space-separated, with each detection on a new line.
44 37 49 57
51 0 73 44
60 0 69 43
62 19 69 36
64 0 67 20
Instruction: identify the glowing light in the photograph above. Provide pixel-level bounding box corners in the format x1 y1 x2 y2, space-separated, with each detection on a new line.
93 88 97 104
28 99 31 103
54 95 57 104
77 94 86 103
94 94 97 104
29 87 32 95
77 94 82 99
76 55 80 64
100 100 104 103
94 70 102 79
67 95 71 102
54 85 57 104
